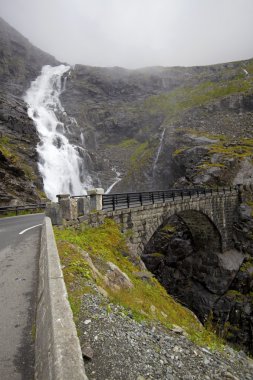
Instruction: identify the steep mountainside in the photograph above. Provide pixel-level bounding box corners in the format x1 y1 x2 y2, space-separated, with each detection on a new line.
0 17 59 204
61 60 253 192
0 17 59 96
1 17 253 200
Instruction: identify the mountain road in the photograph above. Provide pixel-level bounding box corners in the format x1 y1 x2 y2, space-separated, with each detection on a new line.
0 213 45 380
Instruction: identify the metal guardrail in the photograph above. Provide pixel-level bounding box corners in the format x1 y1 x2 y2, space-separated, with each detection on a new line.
102 187 236 211
0 203 46 216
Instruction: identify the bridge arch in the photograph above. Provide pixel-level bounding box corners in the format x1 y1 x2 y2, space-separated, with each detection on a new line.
143 209 223 255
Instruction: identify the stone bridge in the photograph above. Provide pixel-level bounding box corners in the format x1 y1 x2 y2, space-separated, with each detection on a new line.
47 188 240 255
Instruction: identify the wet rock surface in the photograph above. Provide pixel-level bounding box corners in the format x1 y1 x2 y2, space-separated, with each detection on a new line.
142 213 253 355
0 91 43 204
79 292 253 380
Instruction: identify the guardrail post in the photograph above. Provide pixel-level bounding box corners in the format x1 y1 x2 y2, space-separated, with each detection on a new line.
139 193 143 206
127 194 130 208
87 188 104 211
112 196 116 211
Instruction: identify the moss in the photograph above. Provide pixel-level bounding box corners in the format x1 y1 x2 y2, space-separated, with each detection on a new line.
172 147 189 157
197 162 226 169
55 219 224 351
161 225 176 235
144 77 253 123
240 258 253 272
118 138 139 148
0 135 38 180
0 208 44 218
56 240 94 321
125 141 155 178
149 252 165 258
209 143 253 158
0 135 16 160
226 290 245 300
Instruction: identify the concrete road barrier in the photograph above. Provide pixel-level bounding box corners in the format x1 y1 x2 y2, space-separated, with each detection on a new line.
35 217 88 380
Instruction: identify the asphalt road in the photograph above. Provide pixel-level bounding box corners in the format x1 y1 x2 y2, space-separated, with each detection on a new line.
0 213 45 380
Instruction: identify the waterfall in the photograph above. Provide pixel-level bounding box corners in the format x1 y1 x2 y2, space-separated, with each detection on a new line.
24 64 92 201
105 168 121 194
152 128 166 176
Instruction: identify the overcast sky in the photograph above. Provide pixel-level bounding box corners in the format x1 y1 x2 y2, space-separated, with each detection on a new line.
0 0 253 68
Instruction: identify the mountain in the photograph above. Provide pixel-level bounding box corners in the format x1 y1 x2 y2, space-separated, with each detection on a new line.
0 17 59 204
61 59 253 193
1 18 253 354
1 17 253 202
0 17 59 95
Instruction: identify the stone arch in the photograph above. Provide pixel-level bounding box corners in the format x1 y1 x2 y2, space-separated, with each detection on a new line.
143 208 223 254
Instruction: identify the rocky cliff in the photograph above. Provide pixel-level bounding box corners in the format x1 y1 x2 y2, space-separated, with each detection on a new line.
0 17 59 204
60 59 253 193
1 17 253 200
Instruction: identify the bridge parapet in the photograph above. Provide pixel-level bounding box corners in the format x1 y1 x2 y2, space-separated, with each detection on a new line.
46 187 239 254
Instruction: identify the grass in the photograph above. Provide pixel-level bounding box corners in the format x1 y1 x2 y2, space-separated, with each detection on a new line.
144 77 253 123
118 138 139 148
0 135 37 180
174 130 253 165
0 208 44 218
54 218 225 351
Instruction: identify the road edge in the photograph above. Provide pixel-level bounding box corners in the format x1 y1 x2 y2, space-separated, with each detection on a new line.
35 216 88 380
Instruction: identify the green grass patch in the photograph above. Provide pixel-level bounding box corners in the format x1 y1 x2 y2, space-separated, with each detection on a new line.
54 219 225 351
0 208 44 218
118 138 139 148
144 78 253 123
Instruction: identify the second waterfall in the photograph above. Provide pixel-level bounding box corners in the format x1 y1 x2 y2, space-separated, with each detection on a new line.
24 65 92 201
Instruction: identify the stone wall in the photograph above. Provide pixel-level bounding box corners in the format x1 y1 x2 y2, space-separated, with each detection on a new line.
87 191 239 254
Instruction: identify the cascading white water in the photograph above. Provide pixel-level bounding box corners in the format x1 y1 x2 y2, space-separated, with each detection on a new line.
105 168 121 194
24 64 92 201
152 127 166 176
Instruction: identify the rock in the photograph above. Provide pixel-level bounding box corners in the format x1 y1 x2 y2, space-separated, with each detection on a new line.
171 325 185 335
81 345 94 360
79 292 253 380
104 262 133 291
142 211 253 355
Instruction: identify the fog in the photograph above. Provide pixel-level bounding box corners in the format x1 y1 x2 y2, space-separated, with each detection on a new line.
0 0 253 68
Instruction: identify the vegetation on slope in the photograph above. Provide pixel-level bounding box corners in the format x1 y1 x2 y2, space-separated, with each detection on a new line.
54 219 225 350
144 76 253 123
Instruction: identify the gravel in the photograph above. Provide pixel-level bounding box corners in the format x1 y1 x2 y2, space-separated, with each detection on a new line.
78 291 253 380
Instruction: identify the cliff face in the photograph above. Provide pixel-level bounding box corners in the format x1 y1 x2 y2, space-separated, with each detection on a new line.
0 17 59 205
0 17 59 96
60 60 253 192
1 16 253 199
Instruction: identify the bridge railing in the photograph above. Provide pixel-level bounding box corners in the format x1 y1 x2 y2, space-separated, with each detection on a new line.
0 203 46 216
102 187 235 211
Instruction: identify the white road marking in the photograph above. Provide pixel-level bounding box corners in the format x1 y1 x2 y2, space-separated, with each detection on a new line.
19 224 42 235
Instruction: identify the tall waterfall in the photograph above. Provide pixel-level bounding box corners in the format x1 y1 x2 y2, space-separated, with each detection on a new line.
152 128 166 176
24 65 92 201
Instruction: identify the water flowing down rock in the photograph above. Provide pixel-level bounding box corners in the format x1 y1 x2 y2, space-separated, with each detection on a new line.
24 65 93 201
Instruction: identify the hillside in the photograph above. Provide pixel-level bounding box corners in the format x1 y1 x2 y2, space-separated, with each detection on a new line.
61 60 253 192
1 17 253 202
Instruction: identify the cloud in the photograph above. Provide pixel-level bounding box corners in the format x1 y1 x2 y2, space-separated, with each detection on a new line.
0 0 253 68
